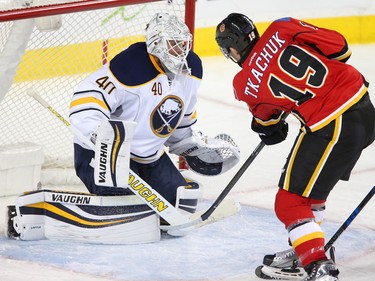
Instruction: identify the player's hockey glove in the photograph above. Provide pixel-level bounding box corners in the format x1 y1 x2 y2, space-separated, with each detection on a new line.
251 117 288 145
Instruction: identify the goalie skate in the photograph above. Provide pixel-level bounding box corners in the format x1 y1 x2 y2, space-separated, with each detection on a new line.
5 205 20 240
255 248 307 280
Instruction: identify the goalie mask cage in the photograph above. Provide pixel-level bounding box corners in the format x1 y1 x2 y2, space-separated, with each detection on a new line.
0 0 194 186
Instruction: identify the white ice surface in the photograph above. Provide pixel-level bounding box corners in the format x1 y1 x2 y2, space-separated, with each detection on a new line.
1 0 375 278
0 43 374 281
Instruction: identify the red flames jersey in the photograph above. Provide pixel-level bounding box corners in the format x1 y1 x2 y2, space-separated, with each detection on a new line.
233 17 368 132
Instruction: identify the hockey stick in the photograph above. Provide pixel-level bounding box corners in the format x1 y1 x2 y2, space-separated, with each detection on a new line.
163 140 266 231
167 142 266 233
201 140 265 220
165 113 290 231
324 185 375 252
255 185 375 280
28 90 240 232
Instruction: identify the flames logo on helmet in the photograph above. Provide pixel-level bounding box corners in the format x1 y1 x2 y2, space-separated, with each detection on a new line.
219 23 225 32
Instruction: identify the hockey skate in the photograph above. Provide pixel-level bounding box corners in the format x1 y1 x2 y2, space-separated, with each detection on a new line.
255 248 307 280
5 205 20 239
302 259 339 281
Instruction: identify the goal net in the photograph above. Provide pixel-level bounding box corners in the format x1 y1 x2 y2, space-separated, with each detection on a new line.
0 0 194 186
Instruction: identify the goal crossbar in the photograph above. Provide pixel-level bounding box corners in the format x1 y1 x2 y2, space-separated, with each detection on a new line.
0 1 167 22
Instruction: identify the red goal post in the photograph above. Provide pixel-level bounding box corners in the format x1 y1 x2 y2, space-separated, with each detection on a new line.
0 0 194 185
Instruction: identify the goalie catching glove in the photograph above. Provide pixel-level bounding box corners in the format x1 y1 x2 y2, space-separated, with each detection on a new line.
168 128 240 176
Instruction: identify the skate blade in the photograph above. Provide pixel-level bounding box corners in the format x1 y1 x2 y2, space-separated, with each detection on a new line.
255 265 306 280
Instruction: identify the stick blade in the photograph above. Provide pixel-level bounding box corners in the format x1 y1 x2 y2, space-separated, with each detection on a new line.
165 198 241 236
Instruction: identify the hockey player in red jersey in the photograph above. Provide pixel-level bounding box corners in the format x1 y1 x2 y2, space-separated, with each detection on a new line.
216 13 375 281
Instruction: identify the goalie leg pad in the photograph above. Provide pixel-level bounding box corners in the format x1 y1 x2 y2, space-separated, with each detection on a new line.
8 189 160 244
94 120 136 188
74 144 133 196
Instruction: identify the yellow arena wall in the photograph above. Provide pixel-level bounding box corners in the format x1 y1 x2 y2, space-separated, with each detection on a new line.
194 15 375 57
14 14 375 82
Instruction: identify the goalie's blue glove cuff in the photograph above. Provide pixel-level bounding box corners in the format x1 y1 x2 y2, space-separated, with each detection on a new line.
184 155 223 176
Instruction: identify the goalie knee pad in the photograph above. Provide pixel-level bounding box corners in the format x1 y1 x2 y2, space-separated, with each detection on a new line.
7 189 160 244
175 175 203 214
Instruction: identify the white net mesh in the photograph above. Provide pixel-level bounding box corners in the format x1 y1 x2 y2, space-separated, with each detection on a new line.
0 0 188 184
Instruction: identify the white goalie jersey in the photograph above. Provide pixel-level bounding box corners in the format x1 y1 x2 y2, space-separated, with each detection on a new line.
69 42 202 164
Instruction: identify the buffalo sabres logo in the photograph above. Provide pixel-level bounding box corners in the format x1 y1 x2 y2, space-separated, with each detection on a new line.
151 96 183 137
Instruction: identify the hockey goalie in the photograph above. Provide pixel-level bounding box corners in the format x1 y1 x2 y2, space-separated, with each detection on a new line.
6 12 240 244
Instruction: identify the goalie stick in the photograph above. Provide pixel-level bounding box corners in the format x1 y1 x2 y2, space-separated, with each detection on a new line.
255 185 375 280
181 112 290 229
28 89 240 233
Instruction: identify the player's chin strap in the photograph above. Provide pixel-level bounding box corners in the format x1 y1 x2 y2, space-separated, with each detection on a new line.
28 89 240 234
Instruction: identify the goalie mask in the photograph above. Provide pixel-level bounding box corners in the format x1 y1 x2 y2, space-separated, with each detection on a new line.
145 13 192 75
216 13 259 67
